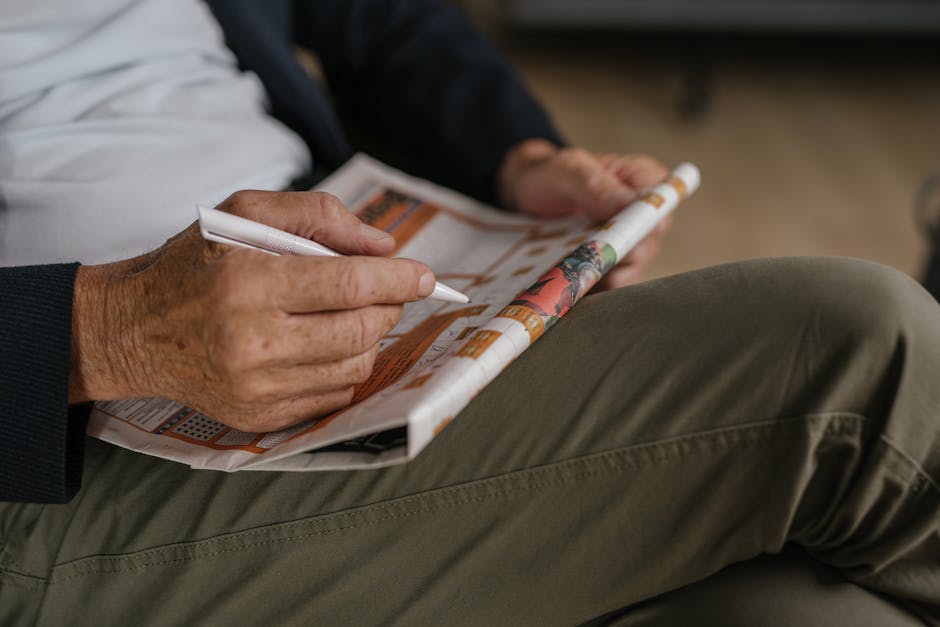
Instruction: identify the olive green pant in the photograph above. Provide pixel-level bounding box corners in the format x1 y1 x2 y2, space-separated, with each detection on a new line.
2 257 938 626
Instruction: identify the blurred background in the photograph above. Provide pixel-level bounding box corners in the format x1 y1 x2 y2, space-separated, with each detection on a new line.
456 0 940 293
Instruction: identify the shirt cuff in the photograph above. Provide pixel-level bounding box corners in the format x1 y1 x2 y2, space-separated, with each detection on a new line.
0 263 88 503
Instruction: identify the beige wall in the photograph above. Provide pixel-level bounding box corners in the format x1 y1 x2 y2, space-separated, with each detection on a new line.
460 4 939 282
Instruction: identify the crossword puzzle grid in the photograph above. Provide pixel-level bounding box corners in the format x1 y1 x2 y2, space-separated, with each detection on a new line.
171 414 226 442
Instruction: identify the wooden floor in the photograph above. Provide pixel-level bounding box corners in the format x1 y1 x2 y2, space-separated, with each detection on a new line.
479 24 940 282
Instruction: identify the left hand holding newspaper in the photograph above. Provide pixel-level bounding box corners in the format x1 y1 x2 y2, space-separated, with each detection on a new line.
88 155 700 471
497 142 675 290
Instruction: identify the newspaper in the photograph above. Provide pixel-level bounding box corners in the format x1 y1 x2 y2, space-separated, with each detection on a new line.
89 154 700 471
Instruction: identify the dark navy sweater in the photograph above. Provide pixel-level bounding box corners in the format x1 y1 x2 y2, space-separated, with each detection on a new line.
0 264 90 502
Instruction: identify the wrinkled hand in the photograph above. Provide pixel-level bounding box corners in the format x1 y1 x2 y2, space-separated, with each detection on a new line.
70 191 433 432
497 139 672 290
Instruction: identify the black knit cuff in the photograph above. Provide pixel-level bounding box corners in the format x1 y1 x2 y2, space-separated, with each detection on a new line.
0 263 87 503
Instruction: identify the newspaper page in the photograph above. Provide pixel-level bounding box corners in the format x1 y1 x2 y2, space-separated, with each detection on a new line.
89 154 699 471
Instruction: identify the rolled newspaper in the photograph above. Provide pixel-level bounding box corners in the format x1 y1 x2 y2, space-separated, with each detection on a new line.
406 163 702 451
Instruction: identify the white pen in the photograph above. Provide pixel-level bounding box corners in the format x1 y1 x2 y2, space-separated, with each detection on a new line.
197 206 470 304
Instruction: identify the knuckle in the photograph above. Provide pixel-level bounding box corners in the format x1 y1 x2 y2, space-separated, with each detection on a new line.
334 387 356 409
222 345 255 378
308 388 356 418
358 305 400 349
256 400 298 429
335 307 395 357
242 376 281 405
384 304 404 330
227 375 262 404
330 310 372 356
224 189 265 216
218 330 267 375
212 254 256 303
352 350 376 384
350 309 374 354
220 409 254 432
235 409 275 433
339 263 372 305
316 192 349 222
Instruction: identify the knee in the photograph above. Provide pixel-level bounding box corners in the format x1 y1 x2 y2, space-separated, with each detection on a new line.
577 255 937 365
773 257 938 349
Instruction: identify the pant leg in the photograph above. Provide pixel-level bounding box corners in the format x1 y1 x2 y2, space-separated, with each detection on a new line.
1 257 938 626
582 547 925 627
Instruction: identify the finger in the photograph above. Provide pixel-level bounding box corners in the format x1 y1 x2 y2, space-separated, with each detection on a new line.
225 386 358 433
300 193 396 257
620 217 671 271
263 305 402 365
217 190 396 257
595 264 645 292
591 236 661 293
267 255 434 312
274 388 359 428
282 344 380 396
240 345 380 404
555 150 638 221
620 235 662 270
651 214 675 237
601 154 669 191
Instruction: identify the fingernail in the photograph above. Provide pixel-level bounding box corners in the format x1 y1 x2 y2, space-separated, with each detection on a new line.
418 271 435 296
605 188 636 212
360 222 392 241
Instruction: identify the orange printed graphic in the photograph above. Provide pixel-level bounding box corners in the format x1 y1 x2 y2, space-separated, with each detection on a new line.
512 265 535 277
640 192 666 209
526 227 570 242
469 275 495 287
92 401 271 454
667 175 688 199
527 245 549 256
404 373 433 390
357 190 440 253
456 330 502 359
497 304 545 342
456 326 478 341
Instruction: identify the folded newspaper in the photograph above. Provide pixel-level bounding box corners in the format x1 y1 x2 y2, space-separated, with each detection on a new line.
89 154 700 471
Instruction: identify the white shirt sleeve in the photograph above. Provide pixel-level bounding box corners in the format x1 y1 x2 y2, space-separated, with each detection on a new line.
0 0 310 265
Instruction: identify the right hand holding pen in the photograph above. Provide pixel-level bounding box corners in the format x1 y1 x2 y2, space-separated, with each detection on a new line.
69 190 435 432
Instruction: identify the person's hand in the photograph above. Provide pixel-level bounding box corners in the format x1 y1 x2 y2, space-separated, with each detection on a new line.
497 139 672 290
69 191 434 432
